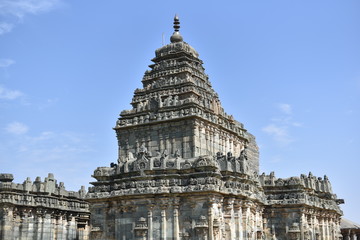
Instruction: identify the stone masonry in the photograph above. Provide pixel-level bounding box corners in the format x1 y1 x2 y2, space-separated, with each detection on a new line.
0 173 90 239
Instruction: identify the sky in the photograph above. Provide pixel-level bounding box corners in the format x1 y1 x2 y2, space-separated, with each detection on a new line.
1 0 359 222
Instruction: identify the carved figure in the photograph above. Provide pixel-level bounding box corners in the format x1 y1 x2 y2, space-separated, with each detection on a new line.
239 145 248 161
139 143 147 154
174 149 181 158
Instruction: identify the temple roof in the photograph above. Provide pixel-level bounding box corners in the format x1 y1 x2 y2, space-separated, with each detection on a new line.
341 218 360 229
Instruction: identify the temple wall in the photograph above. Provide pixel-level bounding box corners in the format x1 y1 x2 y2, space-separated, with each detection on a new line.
260 173 343 240
117 120 195 160
89 196 266 240
116 118 258 173
0 173 90 240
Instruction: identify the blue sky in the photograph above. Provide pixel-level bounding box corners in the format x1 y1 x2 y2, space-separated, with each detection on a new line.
1 0 359 222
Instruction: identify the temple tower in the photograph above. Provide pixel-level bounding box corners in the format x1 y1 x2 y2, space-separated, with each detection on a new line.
87 16 343 240
88 16 265 240
114 15 259 171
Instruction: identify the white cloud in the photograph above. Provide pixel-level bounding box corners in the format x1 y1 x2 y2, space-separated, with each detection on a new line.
0 22 13 35
262 103 302 145
0 0 61 35
0 85 23 100
0 0 61 17
5 121 29 135
0 58 15 67
292 122 303 127
262 124 293 145
278 103 292 115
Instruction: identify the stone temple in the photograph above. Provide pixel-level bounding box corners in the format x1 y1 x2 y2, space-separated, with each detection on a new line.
0 16 352 240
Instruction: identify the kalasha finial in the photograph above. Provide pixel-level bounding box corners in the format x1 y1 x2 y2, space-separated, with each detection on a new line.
170 14 183 43
173 14 180 32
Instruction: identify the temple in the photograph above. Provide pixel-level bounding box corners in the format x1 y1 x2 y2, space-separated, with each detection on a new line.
0 16 352 240
87 16 344 240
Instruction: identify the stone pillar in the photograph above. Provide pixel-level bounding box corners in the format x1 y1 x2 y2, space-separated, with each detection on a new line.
68 216 76 240
41 213 50 239
343 230 350 240
311 216 315 240
321 217 325 240
217 199 224 239
326 218 330 240
234 201 243 240
21 210 31 240
208 200 214 240
300 212 305 240
14 214 20 240
147 205 154 240
224 198 235 240
173 204 180 240
356 233 360 240
50 215 55 240
243 203 250 240
351 231 356 240
28 214 35 240
1 207 14 240
161 204 167 240
35 214 42 240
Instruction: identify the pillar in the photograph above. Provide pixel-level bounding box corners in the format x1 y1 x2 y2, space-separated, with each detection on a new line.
173 204 179 240
235 202 243 240
208 201 214 240
300 212 305 240
356 233 360 240
161 205 167 240
147 205 154 240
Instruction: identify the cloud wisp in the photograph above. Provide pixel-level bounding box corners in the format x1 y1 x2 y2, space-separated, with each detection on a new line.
278 103 292 115
262 103 301 146
0 0 62 35
0 85 23 100
1 127 95 163
0 58 15 68
5 121 29 135
262 124 293 146
0 22 13 35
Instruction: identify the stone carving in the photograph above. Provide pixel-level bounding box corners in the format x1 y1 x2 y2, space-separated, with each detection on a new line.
134 217 148 238
0 173 90 240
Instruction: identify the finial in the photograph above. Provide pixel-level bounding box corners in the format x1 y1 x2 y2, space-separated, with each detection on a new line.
170 14 183 43
173 14 180 32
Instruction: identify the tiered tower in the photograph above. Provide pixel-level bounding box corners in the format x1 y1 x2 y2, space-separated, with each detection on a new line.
88 15 265 240
114 15 258 169
87 16 343 240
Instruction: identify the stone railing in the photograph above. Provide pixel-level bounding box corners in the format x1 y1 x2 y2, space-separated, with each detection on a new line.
259 171 334 194
260 172 343 214
0 173 89 212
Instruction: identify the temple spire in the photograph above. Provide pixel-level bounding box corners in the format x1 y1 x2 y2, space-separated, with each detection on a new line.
170 14 183 43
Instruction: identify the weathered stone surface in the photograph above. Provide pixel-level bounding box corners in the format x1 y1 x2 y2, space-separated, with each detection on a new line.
260 172 343 239
0 173 90 240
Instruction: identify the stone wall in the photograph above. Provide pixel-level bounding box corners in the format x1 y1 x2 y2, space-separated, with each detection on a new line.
0 173 90 240
88 148 267 240
260 172 343 240
89 195 267 240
